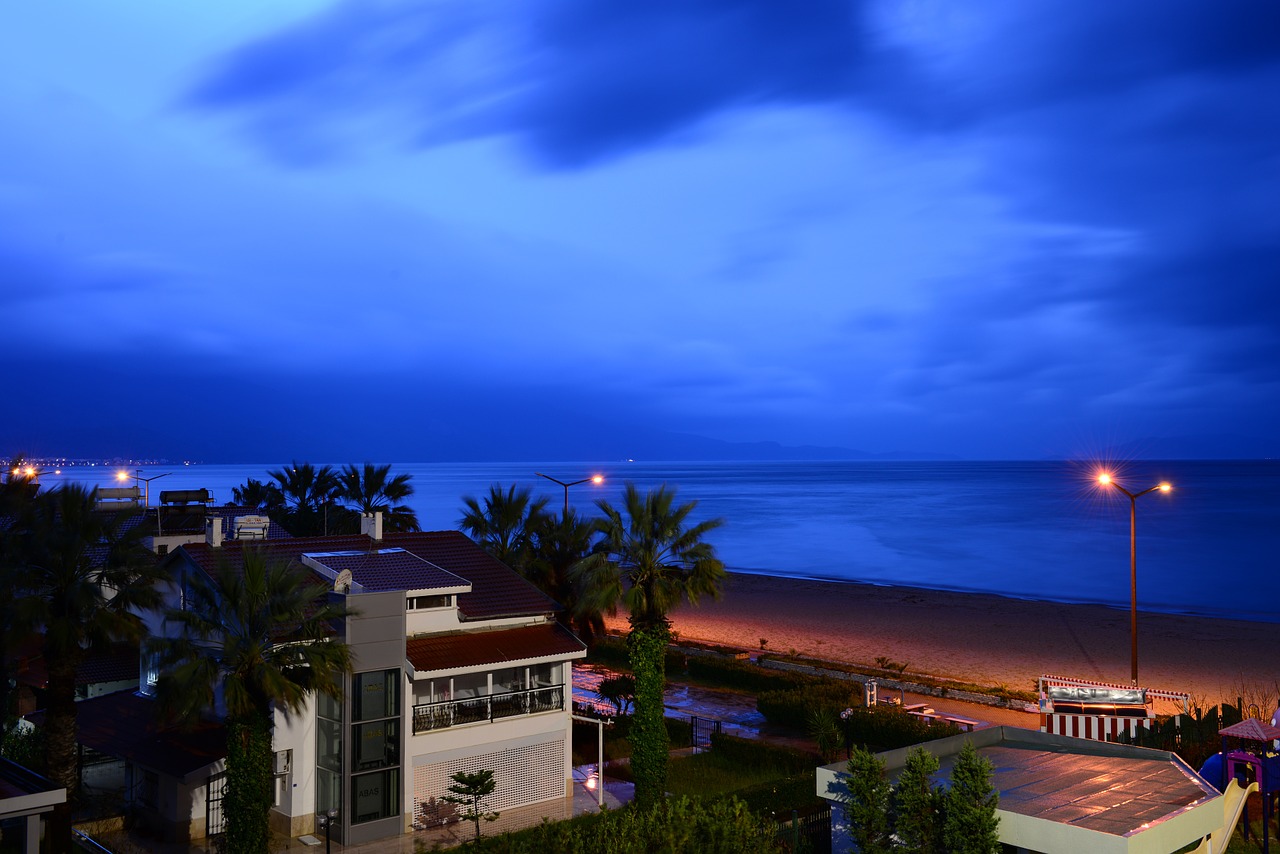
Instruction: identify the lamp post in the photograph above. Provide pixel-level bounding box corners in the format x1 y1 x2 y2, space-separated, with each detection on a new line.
317 807 337 854
116 469 171 507
1098 473 1172 684
534 472 604 515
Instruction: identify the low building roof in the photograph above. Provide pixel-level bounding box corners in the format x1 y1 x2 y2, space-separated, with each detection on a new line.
818 727 1223 854
302 548 470 594
28 691 225 784
406 622 587 676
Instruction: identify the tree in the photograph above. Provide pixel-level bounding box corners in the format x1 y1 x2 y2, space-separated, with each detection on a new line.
229 478 284 514
571 483 725 808
442 768 499 842
528 509 605 645
337 462 419 533
12 485 162 852
147 549 354 854
597 674 636 717
459 484 550 574
894 746 944 854
266 461 340 536
841 746 892 854
943 740 1001 854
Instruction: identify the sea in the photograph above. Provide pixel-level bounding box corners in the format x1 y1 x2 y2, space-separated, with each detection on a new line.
44 459 1280 624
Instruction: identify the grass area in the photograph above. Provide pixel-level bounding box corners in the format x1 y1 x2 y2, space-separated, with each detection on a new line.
666 751 793 799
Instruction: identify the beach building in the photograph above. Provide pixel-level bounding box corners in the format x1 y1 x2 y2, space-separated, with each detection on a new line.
817 727 1247 854
60 514 586 846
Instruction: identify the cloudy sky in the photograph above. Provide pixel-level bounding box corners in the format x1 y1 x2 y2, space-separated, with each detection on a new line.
3 1 1277 462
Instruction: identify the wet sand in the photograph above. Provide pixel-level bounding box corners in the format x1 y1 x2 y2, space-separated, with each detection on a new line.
604 572 1280 707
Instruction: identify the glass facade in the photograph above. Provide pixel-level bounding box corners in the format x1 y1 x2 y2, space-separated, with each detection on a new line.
351 669 402 825
316 691 342 817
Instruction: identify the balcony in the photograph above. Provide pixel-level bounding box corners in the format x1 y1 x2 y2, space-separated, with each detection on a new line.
412 684 565 734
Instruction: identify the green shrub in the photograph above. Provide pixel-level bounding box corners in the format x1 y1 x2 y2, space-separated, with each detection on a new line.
758 681 862 730
461 797 777 854
709 732 818 775
840 706 960 751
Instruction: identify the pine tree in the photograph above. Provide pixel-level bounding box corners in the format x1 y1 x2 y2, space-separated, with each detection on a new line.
943 740 1001 854
842 746 892 854
894 746 944 854
442 769 500 842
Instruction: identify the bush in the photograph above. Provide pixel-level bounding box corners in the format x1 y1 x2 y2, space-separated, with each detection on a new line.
758 681 862 730
840 706 960 751
709 732 819 775
460 797 778 854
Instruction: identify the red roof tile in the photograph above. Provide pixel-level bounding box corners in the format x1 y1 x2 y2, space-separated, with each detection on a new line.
406 622 586 673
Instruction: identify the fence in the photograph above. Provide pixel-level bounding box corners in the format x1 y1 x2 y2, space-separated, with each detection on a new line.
413 685 564 733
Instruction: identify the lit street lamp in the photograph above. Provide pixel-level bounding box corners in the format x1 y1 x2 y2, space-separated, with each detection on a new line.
1097 473 1172 684
535 472 604 515
316 807 338 854
116 468 171 507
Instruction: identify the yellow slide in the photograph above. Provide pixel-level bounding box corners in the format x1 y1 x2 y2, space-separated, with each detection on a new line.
1190 779 1260 854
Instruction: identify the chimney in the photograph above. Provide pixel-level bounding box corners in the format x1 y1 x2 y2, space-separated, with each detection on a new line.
206 516 224 548
360 511 383 542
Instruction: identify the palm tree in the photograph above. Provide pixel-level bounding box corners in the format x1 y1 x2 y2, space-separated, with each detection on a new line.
147 549 353 854
570 483 725 807
229 478 284 514
267 461 339 536
337 462 419 532
528 509 605 645
458 484 550 574
13 485 162 852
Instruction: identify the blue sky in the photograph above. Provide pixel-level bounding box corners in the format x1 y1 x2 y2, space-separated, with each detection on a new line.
3 1 1278 462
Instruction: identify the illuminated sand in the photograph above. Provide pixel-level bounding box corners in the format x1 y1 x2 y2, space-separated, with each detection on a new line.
604 573 1280 706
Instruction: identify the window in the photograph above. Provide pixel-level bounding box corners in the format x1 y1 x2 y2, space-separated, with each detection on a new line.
354 720 399 771
354 670 400 721
352 769 399 824
408 594 451 610
316 689 343 818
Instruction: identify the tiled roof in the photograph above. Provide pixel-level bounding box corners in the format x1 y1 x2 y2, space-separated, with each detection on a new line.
302 549 470 594
406 622 586 674
16 642 139 690
177 530 557 621
27 691 225 782
383 531 558 620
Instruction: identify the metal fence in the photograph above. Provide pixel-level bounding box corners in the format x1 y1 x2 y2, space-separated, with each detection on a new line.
412 685 564 733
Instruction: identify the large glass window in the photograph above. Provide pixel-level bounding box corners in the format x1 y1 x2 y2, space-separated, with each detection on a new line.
492 667 524 694
352 769 399 825
354 669 400 722
316 689 343 817
452 672 487 699
354 720 400 771
532 663 558 688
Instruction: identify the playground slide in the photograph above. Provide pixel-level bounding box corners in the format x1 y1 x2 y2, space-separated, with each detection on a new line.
1189 779 1259 854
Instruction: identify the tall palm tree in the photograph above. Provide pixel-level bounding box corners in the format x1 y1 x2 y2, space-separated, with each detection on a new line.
267 462 339 536
337 462 419 532
458 484 550 574
229 478 285 514
13 485 162 851
147 549 353 854
571 483 725 807
529 509 605 645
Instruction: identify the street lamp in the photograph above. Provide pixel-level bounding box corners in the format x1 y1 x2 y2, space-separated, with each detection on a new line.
1097 473 1172 684
116 469 171 507
316 807 338 854
534 472 605 515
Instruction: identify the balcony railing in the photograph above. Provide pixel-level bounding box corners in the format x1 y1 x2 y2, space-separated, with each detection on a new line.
412 685 565 734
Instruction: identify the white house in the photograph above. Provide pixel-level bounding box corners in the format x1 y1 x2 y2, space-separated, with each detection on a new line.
77 513 587 846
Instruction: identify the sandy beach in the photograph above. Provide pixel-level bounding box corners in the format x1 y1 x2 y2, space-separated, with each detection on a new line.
604 573 1280 708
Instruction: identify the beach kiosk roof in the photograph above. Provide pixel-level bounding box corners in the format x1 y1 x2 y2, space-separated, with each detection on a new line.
818 727 1227 854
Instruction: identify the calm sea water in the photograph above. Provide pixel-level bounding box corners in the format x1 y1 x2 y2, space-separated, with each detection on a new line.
48 460 1280 623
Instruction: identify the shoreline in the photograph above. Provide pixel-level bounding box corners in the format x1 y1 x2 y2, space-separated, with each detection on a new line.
604 572 1280 705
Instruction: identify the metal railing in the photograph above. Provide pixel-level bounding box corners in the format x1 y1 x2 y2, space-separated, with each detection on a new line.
412 684 565 734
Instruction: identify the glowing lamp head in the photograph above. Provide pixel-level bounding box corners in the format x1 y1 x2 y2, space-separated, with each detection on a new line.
1159 482 1172 493
591 475 604 485
1098 473 1113 486
116 471 130 482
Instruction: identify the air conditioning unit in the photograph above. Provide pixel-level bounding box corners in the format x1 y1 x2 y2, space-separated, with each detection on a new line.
274 750 292 775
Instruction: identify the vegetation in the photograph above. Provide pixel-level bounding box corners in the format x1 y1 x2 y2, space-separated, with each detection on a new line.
459 483 550 574
146 549 354 854
597 674 636 716
442 769 500 842
337 462 419 532
5 483 163 852
528 509 604 644
571 483 725 808
266 461 341 536
943 741 1001 854
840 746 893 854
432 797 777 854
893 747 944 854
